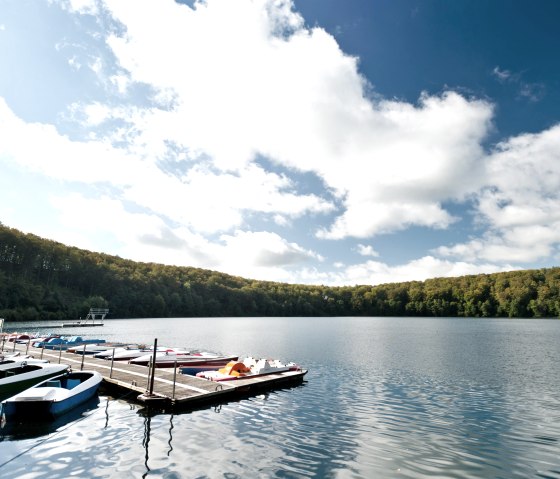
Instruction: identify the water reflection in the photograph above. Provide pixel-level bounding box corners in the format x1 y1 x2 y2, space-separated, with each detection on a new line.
0 395 100 442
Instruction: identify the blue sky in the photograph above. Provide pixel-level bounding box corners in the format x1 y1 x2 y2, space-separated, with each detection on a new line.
1 0 560 286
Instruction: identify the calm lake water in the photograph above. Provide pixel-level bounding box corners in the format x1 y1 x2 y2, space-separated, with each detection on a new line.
1 317 559 478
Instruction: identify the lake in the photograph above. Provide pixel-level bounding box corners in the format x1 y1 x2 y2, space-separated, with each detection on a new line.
1 317 559 478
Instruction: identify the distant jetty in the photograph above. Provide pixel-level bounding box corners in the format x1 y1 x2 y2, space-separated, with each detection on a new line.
61 308 109 328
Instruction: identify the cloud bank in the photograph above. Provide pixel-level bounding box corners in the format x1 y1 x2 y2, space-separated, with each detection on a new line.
1 0 559 285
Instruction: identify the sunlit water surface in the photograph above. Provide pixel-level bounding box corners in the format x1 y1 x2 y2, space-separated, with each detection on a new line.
1 317 559 478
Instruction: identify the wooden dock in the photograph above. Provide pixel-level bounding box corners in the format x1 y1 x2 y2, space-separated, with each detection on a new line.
1 341 308 410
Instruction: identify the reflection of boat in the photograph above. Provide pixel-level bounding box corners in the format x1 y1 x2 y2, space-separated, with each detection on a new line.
196 358 301 382
32 336 106 350
131 351 238 368
0 395 100 440
0 362 70 400
2 370 102 419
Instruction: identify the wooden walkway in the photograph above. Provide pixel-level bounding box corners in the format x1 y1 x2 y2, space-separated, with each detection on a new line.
2 341 307 410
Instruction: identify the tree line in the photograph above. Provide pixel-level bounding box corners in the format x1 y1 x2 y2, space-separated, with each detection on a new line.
0 223 559 321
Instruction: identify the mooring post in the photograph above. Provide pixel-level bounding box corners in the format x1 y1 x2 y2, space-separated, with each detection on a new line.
12 339 16 352
81 344 86 370
58 344 63 363
25 339 30 354
110 348 115 378
146 358 152 389
148 338 158 396
0 335 5 352
172 360 178 400
40 345 44 359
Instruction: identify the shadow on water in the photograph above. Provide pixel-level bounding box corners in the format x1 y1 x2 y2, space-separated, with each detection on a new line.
0 395 100 441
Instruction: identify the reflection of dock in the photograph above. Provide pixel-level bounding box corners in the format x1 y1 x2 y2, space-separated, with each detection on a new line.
61 308 109 328
4 342 307 410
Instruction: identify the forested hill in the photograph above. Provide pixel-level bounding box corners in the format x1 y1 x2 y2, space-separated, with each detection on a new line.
0 223 559 321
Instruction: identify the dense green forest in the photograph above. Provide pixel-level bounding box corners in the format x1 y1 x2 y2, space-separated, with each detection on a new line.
0 223 559 321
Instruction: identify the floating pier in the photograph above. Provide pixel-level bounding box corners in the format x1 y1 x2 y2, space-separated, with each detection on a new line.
2 340 308 410
61 308 109 328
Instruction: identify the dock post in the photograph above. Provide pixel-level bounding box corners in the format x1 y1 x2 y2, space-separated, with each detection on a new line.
110 348 115 378
40 345 44 359
1 335 4 352
146 359 152 389
148 338 158 396
12 339 16 352
172 360 177 399
81 344 86 370
25 340 30 354
58 344 63 363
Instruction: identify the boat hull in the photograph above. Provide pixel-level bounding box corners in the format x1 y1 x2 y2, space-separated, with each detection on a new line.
0 364 70 401
132 355 238 368
2 371 102 419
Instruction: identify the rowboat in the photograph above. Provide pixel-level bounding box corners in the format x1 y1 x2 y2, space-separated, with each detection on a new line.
129 351 238 368
0 361 70 401
1 370 102 419
0 353 48 365
95 346 175 361
67 342 134 355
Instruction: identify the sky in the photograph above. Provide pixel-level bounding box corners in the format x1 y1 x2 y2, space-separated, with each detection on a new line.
1 0 560 286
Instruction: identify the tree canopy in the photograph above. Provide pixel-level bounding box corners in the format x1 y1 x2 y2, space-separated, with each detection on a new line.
0 224 558 321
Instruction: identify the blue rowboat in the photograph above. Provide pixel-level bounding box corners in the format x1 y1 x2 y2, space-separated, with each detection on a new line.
0 361 70 401
1 370 102 419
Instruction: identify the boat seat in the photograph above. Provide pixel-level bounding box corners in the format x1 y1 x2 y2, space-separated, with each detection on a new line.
66 379 81 389
45 380 62 388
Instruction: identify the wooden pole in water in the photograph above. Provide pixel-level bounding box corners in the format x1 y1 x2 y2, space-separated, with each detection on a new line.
25 339 30 354
58 344 63 363
40 344 44 359
148 338 158 396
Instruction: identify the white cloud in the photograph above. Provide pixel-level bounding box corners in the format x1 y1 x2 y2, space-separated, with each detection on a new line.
46 193 325 283
492 66 511 82
3 0 558 287
332 256 512 286
437 124 560 264
357 244 379 257
78 0 494 240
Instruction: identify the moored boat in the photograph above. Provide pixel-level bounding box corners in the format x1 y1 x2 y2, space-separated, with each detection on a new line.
0 353 48 365
0 361 70 401
130 350 238 368
196 357 301 382
33 336 106 350
96 345 172 361
1 370 102 419
67 342 133 355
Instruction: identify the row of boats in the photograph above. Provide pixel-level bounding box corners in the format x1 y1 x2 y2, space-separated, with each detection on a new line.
0 333 304 420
